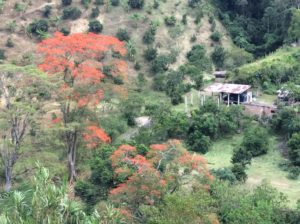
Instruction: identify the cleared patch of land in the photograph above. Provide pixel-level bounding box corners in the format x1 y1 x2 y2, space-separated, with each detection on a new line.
204 134 300 207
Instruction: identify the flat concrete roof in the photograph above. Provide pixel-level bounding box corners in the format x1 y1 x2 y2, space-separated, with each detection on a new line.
204 83 251 94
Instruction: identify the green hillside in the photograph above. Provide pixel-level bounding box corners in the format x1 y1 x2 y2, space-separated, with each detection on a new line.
1 0 300 223
233 47 300 92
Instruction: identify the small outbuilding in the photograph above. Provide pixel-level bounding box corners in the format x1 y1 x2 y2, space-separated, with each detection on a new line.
204 83 252 105
214 71 227 79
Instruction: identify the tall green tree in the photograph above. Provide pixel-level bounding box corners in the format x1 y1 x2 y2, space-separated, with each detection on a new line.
288 9 300 44
288 132 300 166
0 64 50 191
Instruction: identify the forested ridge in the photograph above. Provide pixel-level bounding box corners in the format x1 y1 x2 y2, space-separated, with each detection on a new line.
0 0 300 223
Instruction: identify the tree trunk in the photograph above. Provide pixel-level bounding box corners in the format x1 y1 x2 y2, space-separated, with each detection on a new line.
67 131 78 183
68 150 77 183
4 164 12 192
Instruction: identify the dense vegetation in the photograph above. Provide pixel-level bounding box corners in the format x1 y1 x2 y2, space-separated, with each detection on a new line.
213 0 300 57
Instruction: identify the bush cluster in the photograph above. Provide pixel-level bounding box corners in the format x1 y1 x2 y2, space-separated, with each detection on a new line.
28 19 49 35
62 7 82 20
128 0 144 9
143 26 156 44
116 28 130 41
61 0 72 6
88 20 103 33
164 15 177 26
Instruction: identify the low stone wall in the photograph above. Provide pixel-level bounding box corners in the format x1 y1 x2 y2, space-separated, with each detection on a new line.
243 103 277 117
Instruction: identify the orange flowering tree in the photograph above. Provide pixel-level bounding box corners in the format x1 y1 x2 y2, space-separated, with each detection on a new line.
109 140 213 215
38 32 127 182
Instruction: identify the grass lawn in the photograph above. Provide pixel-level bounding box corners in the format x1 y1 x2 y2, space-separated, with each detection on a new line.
204 134 300 208
256 93 277 105
204 134 243 169
247 137 300 207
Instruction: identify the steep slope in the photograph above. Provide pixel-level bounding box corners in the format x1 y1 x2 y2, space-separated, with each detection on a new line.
0 0 234 78
232 47 300 90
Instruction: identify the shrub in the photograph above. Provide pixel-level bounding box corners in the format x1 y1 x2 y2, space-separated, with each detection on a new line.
211 168 237 183
164 15 177 26
190 34 197 42
231 147 252 166
151 54 171 73
61 0 72 6
43 5 52 18
188 0 201 8
116 28 130 41
95 0 104 5
88 20 103 33
60 27 70 36
153 0 159 9
187 44 212 71
143 47 157 61
186 132 211 153
180 64 203 88
211 46 225 69
152 73 166 91
242 126 269 157
113 76 124 85
288 133 300 166
128 0 144 9
90 7 100 18
287 166 300 180
28 19 49 35
231 163 247 182
0 49 6 60
134 62 141 70
136 73 146 91
6 38 14 48
74 180 98 206
164 70 186 105
62 7 82 20
111 0 119 6
14 3 26 12
210 31 221 42
143 26 156 44
81 0 91 8
121 94 144 126
182 14 187 25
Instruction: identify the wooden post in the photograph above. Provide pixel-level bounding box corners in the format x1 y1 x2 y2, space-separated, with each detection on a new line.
185 95 188 113
227 93 230 106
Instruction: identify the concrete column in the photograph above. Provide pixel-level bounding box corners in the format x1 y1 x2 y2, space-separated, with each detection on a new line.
227 93 230 106
185 95 188 113
238 94 240 105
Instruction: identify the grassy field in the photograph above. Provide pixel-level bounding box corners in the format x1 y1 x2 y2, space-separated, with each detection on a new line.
205 134 243 168
204 134 300 208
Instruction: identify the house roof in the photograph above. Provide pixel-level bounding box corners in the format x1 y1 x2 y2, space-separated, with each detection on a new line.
214 71 227 75
204 83 251 94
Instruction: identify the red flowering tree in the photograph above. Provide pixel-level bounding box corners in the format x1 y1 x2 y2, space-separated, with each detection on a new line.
38 32 127 182
109 140 212 214
110 145 166 213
